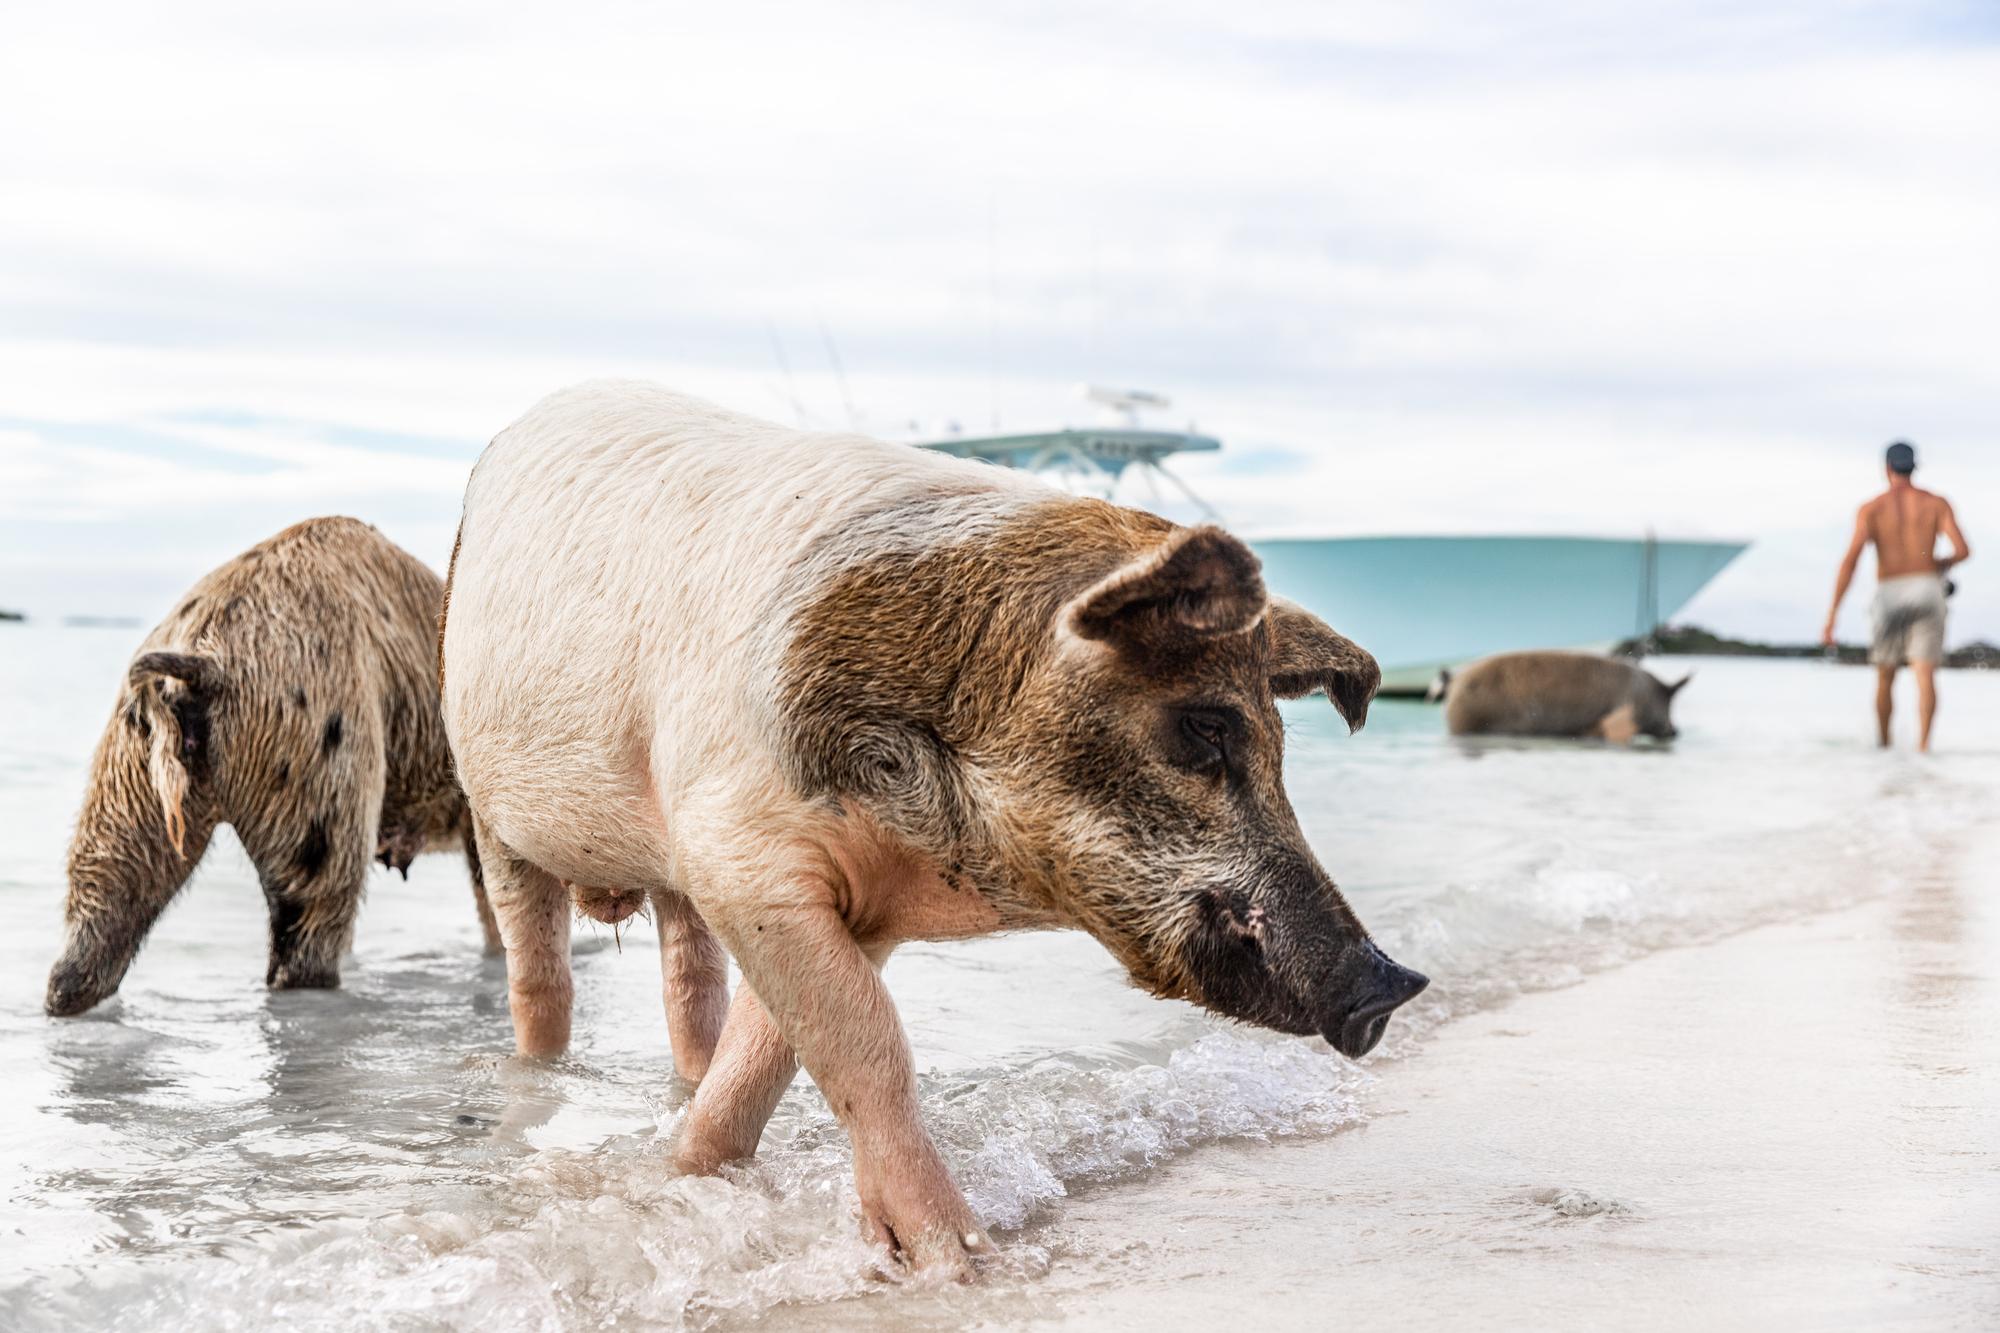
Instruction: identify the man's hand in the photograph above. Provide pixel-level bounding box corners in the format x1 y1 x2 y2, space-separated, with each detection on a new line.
1939 499 1970 571
1827 506 1869 648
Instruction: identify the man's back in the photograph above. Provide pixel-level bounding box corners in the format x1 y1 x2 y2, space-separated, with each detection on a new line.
1823 441 1971 752
1861 485 1954 579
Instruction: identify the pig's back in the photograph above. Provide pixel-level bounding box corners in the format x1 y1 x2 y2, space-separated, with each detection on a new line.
1444 651 1635 737
441 380 1040 885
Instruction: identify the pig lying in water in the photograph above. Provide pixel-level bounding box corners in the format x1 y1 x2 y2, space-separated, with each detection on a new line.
1442 650 1689 742
45 517 499 1017
440 382 1428 1274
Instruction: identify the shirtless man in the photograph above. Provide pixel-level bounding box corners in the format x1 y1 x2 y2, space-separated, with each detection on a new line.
1822 441 1971 752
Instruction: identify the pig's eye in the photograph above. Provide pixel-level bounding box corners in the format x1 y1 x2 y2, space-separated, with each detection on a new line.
1174 708 1236 776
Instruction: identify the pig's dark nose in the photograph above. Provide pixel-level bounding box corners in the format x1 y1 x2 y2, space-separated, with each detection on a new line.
45 966 107 1018
1324 942 1429 1059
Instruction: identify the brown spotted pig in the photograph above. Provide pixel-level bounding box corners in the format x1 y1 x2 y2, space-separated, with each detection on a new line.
1442 650 1690 742
439 381 1428 1275
45 517 499 1017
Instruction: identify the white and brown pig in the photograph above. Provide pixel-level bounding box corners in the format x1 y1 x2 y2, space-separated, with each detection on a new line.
439 381 1428 1274
45 517 499 1017
1442 650 1689 742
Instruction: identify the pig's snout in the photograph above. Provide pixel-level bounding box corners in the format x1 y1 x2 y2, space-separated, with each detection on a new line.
1323 940 1428 1058
46 965 106 1017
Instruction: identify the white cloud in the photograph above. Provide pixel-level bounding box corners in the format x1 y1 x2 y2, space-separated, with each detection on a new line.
1 0 1995 641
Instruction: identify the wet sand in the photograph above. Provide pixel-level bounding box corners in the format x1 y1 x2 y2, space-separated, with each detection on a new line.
787 828 2000 1331
6 643 1998 1330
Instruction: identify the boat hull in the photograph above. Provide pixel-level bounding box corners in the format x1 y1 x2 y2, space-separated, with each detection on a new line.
1250 535 1747 694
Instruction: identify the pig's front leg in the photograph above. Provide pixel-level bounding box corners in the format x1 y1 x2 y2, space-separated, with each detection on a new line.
653 888 730 1082
1596 703 1640 744
674 937 896 1167
673 982 798 1172
709 887 994 1277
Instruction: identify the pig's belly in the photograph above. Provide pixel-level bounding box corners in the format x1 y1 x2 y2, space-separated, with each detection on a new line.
459 730 677 893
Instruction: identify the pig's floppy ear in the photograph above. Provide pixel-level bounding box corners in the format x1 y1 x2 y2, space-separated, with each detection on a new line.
1264 597 1381 732
1666 671 1693 698
1063 525 1267 646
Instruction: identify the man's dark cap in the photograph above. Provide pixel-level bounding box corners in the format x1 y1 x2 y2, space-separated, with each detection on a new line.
1886 441 1916 474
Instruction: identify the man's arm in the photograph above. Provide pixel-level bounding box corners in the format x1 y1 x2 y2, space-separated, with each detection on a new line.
1823 507 1870 646
1937 499 1970 574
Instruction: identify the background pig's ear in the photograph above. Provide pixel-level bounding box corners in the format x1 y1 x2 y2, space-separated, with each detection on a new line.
1063 525 1267 646
1265 597 1381 732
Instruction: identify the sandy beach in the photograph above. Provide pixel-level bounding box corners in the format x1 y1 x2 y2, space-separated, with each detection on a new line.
6 640 2000 1331
6 3 2000 1325
788 828 2000 1331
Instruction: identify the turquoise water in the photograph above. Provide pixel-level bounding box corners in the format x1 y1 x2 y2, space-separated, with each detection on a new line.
2 624 1996 1329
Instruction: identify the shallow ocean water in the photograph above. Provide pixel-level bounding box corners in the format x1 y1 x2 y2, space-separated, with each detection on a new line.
2 625 1997 1329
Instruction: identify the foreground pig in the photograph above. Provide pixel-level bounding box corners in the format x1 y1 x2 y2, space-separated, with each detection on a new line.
440 381 1428 1275
1442 650 1689 742
45 517 499 1017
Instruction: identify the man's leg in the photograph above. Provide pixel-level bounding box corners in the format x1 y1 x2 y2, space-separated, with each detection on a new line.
1912 662 1937 753
1875 664 1897 748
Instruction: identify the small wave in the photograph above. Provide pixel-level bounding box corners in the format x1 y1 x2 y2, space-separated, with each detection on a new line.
1522 1186 1636 1220
9 657 1999 1328
8 1031 1367 1333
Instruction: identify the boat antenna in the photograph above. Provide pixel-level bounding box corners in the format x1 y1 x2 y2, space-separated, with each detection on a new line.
1633 527 1661 654
1082 384 1169 427
986 192 999 432
765 319 809 427
818 320 860 430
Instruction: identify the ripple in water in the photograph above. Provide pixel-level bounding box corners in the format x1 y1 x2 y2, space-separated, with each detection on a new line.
4 633 1998 1329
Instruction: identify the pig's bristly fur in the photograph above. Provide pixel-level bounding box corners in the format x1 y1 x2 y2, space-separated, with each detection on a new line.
440 380 1390 1276
47 517 499 1019
1444 650 1687 741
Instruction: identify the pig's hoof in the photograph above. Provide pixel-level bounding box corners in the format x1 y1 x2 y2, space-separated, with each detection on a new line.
267 965 340 991
862 1207 996 1282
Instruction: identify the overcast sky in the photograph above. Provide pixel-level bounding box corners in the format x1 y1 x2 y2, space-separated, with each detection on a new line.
2 0 1996 642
